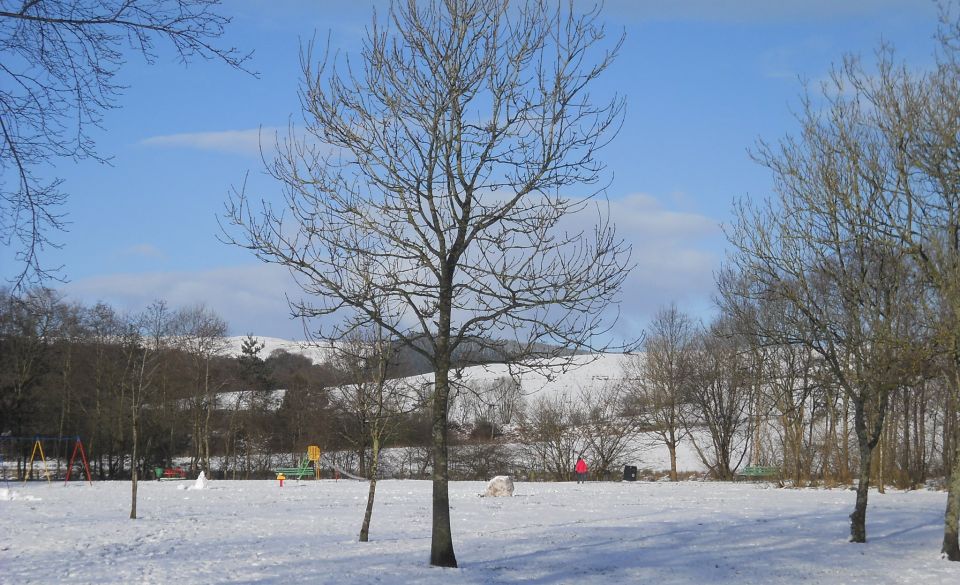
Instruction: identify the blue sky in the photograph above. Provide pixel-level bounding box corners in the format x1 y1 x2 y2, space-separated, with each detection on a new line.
5 0 939 341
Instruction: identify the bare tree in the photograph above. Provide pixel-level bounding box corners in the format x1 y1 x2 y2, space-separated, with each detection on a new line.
830 10 960 558
518 392 586 481
223 0 629 567
723 63 923 541
718 278 824 484
330 321 415 542
129 300 171 519
627 304 695 481
448 380 483 435
683 318 754 481
172 304 227 474
223 335 268 478
0 288 60 441
762 338 822 485
577 381 640 479
0 0 252 290
489 376 524 430
447 375 521 440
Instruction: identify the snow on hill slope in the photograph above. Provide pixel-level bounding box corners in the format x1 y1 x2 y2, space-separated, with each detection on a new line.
211 351 634 423
221 336 635 401
402 352 633 400
221 336 335 364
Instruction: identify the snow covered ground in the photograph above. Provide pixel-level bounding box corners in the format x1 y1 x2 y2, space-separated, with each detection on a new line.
2 478 958 584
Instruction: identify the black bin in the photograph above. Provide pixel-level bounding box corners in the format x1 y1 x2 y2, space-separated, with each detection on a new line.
623 465 637 481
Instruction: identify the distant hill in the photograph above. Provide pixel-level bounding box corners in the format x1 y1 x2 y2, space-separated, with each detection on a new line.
221 336 334 364
399 352 632 401
222 336 635 401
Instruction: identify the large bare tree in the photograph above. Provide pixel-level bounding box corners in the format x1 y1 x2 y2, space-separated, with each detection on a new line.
842 14 960 559
723 66 922 542
223 0 629 567
627 304 695 481
0 0 251 290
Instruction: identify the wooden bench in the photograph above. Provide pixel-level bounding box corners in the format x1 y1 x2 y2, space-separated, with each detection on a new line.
272 464 316 480
155 467 187 480
737 465 779 479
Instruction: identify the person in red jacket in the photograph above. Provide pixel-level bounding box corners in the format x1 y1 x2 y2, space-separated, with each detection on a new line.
575 456 588 484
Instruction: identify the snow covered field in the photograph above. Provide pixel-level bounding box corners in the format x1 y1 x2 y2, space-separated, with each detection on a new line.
2 479 958 584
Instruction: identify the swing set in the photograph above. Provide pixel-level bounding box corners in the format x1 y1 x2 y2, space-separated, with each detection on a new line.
0 435 92 486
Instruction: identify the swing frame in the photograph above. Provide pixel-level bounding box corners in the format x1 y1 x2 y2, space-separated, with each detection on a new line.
0 435 93 486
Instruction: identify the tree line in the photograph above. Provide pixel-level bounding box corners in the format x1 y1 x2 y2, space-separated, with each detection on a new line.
0 287 637 486
0 290 345 480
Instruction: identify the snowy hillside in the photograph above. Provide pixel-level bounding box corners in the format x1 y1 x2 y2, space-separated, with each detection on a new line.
397 352 633 400
221 336 335 364
220 335 635 402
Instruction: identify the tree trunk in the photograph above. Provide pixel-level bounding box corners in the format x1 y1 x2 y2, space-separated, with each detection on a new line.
130 407 139 520
191 401 201 472
823 402 836 485
850 438 873 543
202 360 212 474
943 440 960 560
359 435 380 543
877 432 886 495
430 363 457 568
914 386 927 486
902 389 911 488
668 443 678 482
943 387 960 561
850 394 884 543
841 394 852 483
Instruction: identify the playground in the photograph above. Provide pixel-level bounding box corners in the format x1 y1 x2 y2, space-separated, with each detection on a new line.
0 435 92 485
2 477 957 584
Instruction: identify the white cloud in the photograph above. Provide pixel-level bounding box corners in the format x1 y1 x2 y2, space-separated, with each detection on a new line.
612 193 722 324
62 264 309 339
61 194 723 344
120 243 167 261
554 192 723 339
608 193 719 241
140 126 344 163
602 0 935 24
140 128 282 157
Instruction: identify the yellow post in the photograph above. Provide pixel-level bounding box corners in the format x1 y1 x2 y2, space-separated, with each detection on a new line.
25 439 52 484
307 445 321 480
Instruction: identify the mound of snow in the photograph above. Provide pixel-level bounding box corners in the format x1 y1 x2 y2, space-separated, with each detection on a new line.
191 471 208 490
0 488 40 502
484 475 514 497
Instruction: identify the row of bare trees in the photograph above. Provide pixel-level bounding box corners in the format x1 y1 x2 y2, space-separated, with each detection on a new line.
626 291 960 559
714 7 960 558
630 302 957 484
